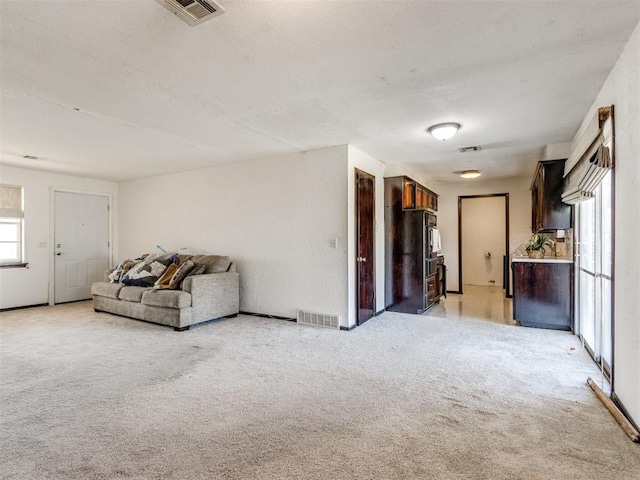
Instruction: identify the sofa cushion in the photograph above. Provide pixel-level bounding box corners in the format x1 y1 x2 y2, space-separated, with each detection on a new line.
191 255 231 274
141 290 191 309
118 286 149 303
91 282 124 299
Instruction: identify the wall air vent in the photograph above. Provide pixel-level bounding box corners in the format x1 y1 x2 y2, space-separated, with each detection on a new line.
297 310 340 329
157 0 225 26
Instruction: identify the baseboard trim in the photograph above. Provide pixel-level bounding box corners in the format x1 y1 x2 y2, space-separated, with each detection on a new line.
612 392 640 438
339 324 357 331
239 311 296 322
0 302 48 313
447 290 462 295
375 309 386 316
588 378 640 443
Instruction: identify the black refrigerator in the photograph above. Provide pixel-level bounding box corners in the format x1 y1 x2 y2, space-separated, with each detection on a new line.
385 178 443 314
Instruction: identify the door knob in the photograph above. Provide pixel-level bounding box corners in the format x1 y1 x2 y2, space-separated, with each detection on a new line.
56 252 62 256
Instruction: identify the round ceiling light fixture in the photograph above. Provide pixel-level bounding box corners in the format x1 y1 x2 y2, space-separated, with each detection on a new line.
460 169 481 179
427 122 461 141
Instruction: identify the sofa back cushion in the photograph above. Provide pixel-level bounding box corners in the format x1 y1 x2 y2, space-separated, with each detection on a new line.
191 255 231 273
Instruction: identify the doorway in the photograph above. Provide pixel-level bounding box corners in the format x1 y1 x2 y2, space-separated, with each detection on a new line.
458 194 509 294
54 191 110 304
355 169 375 325
575 170 614 379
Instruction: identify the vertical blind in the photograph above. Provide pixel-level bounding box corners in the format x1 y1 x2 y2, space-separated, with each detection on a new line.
0 185 24 218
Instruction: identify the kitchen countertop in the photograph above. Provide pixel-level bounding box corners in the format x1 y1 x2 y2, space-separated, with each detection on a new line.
512 256 573 264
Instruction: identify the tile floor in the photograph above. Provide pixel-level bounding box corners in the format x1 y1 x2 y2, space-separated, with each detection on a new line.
426 284 517 326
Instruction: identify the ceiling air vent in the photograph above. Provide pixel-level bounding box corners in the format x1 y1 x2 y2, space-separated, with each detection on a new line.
458 145 482 153
157 0 225 26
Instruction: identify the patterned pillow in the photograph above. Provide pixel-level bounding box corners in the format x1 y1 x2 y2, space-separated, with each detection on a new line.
168 260 195 290
108 258 142 283
154 263 179 289
122 256 173 287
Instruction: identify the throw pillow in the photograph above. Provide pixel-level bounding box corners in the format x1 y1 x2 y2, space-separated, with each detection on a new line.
168 260 195 290
122 256 173 287
186 264 206 277
154 263 179 289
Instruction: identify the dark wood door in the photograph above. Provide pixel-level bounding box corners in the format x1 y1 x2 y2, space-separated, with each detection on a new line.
356 169 375 325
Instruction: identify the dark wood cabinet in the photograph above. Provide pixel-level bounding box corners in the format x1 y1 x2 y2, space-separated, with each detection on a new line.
401 177 438 212
385 176 443 314
512 261 573 331
403 179 416 209
531 160 572 232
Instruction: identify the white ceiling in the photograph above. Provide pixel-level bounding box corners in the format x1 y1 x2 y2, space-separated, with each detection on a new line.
1 0 638 184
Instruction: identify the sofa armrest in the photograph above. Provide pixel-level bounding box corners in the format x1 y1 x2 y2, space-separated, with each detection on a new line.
182 272 240 320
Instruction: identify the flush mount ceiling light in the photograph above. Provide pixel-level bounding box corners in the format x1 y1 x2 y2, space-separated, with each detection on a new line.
427 122 461 141
460 170 481 179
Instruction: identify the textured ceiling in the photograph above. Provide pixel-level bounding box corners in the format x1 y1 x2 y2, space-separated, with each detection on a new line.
1 0 638 184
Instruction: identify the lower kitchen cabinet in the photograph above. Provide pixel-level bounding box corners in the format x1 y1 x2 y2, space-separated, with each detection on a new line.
512 260 573 331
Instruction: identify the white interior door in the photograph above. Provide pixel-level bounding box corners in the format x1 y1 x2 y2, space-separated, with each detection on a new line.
461 196 507 287
54 192 109 304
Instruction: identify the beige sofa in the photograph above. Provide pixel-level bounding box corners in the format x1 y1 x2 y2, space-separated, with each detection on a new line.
91 255 239 331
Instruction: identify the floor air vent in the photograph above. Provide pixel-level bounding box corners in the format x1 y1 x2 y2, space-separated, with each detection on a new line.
158 0 225 26
297 310 340 329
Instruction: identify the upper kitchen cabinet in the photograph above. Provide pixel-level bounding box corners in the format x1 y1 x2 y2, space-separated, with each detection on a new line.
531 160 572 232
401 177 438 212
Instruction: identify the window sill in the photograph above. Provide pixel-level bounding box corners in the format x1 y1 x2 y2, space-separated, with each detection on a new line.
0 263 28 269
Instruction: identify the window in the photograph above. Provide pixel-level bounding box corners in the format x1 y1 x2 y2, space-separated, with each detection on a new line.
0 185 25 266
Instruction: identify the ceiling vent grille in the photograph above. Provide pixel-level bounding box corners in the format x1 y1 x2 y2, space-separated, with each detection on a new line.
158 0 225 26
459 145 482 153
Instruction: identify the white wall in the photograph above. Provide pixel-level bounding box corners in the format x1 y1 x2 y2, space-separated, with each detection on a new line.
384 163 429 188
347 146 386 324
575 22 640 424
434 177 532 292
119 146 352 325
0 165 118 309
461 196 506 287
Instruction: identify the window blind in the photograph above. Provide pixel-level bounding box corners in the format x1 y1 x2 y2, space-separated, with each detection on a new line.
562 107 614 205
0 185 23 218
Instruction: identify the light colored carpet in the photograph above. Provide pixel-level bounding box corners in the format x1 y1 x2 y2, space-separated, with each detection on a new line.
1 301 638 479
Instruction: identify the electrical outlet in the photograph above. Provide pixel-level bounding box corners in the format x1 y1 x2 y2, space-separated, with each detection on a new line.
38 241 47 248
331 238 338 248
